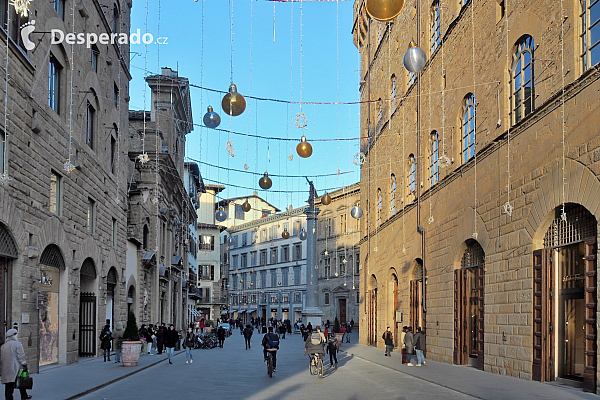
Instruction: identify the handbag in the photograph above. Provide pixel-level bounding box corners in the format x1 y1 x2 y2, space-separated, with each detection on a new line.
16 369 33 390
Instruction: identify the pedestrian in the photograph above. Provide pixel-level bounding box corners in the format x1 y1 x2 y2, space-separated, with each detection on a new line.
326 333 338 368
183 327 195 364
345 323 351 343
279 323 286 339
99 324 112 362
243 324 253 350
139 324 148 356
1 329 31 400
147 324 155 355
164 324 178 364
404 326 414 366
152 322 159 352
414 327 426 367
113 321 125 363
199 319 205 333
307 322 313 333
324 327 329 339
156 323 165 354
217 325 226 348
382 326 394 357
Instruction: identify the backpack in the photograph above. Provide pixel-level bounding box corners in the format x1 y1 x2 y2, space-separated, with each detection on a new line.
267 334 279 348
310 332 322 346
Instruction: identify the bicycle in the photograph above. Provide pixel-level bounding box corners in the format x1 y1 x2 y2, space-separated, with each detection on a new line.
266 348 277 378
308 353 324 378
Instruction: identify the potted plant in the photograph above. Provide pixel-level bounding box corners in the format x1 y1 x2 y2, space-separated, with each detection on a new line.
333 317 344 347
205 319 214 333
119 310 142 367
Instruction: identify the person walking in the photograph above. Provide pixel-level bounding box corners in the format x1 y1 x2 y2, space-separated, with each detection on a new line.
243 324 253 350
156 323 165 354
326 332 338 368
99 324 112 362
216 325 226 348
112 321 125 363
138 324 149 356
345 323 351 343
414 327 426 366
1 329 32 400
183 327 195 364
382 326 394 357
404 326 414 366
147 324 155 355
152 323 159 353
164 324 178 364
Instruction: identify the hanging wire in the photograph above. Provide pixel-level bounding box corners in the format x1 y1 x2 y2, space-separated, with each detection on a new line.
560 0 567 221
62 0 77 175
471 0 478 239
1 4 10 181
503 0 513 217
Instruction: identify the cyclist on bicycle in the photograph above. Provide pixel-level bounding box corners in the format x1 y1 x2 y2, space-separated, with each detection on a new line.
304 325 325 364
262 326 280 372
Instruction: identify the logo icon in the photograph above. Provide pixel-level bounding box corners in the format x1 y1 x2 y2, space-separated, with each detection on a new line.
20 20 35 51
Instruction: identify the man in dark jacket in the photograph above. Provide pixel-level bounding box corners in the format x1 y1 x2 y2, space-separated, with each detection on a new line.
326 333 338 368
156 323 165 354
414 327 426 366
217 326 226 348
404 326 414 366
382 326 394 357
243 324 253 349
99 324 112 362
262 326 280 372
163 324 178 364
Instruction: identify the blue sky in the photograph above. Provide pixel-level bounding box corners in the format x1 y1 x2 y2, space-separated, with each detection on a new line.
129 0 361 210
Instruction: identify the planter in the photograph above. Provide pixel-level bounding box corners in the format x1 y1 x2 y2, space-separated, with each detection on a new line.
205 327 212 334
121 341 142 367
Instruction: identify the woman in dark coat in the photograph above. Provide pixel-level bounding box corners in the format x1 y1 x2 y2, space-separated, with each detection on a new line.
99 324 113 362
163 324 178 364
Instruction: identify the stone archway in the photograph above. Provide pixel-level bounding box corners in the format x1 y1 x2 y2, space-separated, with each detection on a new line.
367 274 378 346
39 244 65 366
0 222 17 345
79 258 97 357
106 267 118 329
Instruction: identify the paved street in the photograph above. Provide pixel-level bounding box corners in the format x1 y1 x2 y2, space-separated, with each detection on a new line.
30 331 600 400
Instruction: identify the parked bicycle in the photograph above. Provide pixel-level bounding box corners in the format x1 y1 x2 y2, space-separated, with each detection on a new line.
308 353 324 378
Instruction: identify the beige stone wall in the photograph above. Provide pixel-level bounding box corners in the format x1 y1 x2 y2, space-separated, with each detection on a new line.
354 0 600 386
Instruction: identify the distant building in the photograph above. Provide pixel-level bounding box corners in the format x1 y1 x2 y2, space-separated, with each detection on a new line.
315 183 361 326
216 194 280 229
184 162 204 323
194 184 226 323
227 206 308 323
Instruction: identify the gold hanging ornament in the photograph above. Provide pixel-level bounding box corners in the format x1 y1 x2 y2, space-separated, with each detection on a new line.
259 172 272 190
296 135 313 158
321 193 332 205
242 199 251 212
281 229 290 239
222 83 246 116
365 0 405 22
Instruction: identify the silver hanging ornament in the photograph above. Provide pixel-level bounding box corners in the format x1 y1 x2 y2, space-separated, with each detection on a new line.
350 206 364 219
298 228 308 241
403 40 427 73
203 106 221 129
215 207 228 222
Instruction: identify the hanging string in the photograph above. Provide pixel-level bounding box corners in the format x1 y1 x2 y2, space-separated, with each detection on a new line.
560 0 567 221
503 0 513 217
246 0 254 173
471 0 478 239
153 0 162 254
63 0 77 175
1 4 10 182
139 0 150 164
199 0 205 179
115 5 124 204
428 19 434 225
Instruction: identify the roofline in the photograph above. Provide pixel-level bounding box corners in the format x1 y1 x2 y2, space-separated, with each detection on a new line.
217 194 281 212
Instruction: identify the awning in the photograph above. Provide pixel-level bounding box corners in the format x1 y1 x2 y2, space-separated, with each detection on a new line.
240 310 246 314
171 255 183 266
191 309 201 317
230 310 238 314
220 310 229 315
159 266 168 277
142 252 155 261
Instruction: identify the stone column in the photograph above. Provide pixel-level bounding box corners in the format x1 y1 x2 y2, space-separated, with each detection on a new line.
302 206 323 328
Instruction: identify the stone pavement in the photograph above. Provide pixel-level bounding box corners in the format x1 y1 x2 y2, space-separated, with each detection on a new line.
26 331 600 400
30 348 182 400
340 341 599 400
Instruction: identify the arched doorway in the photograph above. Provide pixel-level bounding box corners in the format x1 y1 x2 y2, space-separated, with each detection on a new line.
410 259 424 331
533 204 597 391
367 274 378 346
0 222 18 345
39 244 65 366
454 239 485 370
79 258 97 357
106 267 118 329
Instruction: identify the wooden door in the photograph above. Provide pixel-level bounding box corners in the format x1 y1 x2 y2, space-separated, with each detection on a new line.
368 289 378 346
583 238 597 392
339 299 347 324
533 249 554 382
0 259 10 346
476 264 485 370
454 268 467 365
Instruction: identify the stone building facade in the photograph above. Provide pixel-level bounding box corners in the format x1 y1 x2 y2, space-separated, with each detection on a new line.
316 183 361 326
353 0 600 392
183 162 203 324
0 0 131 371
126 68 196 331
227 206 309 324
